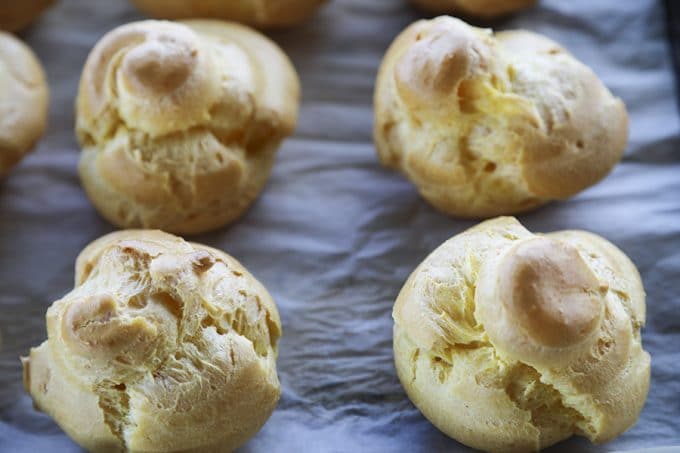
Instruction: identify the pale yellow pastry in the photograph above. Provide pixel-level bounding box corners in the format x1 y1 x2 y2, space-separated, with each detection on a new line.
374 17 628 218
0 0 54 32
23 230 282 452
410 0 536 18
393 217 650 452
0 31 48 178
76 20 300 234
130 0 326 28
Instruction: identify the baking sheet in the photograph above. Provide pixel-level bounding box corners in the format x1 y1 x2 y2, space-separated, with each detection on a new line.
1 0 679 451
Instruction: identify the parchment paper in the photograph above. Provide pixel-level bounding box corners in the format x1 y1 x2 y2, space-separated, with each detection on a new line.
1 0 678 451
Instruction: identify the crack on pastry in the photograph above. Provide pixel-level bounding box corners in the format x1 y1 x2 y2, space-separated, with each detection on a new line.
96 381 131 450
500 363 594 448
430 355 451 383
198 294 273 357
410 348 420 383
393 217 650 452
374 17 628 218
190 248 282 357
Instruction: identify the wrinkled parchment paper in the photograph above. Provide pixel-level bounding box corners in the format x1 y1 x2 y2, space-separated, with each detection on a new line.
1 0 678 451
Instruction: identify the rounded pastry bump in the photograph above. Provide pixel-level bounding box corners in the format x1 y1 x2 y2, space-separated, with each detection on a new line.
374 17 628 218
393 217 650 452
475 236 606 368
0 0 55 32
0 31 49 178
130 0 327 28
79 21 221 138
23 230 281 452
410 0 537 18
61 292 174 368
394 18 486 108
498 238 603 348
76 20 300 234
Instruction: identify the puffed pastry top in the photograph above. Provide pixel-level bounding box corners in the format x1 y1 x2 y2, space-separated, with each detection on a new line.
76 19 299 234
0 31 48 177
393 217 650 452
374 17 628 218
0 0 54 32
410 0 536 18
130 0 326 28
23 230 282 453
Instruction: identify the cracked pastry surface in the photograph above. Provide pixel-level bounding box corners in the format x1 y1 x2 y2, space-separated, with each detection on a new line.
0 31 49 178
0 0 54 31
393 217 650 452
76 19 300 234
23 230 282 453
410 0 536 18
374 17 628 218
130 0 327 28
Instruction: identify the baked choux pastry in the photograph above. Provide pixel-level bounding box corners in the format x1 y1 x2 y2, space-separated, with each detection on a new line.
374 17 628 218
410 0 536 18
130 0 326 28
0 0 54 32
0 31 48 178
76 20 299 234
393 217 650 452
23 230 282 452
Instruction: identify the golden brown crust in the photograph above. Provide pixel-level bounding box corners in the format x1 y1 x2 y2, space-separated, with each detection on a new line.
130 0 326 28
374 17 628 218
76 20 300 234
0 31 49 178
0 0 54 32
393 217 650 452
23 230 282 452
410 0 536 18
